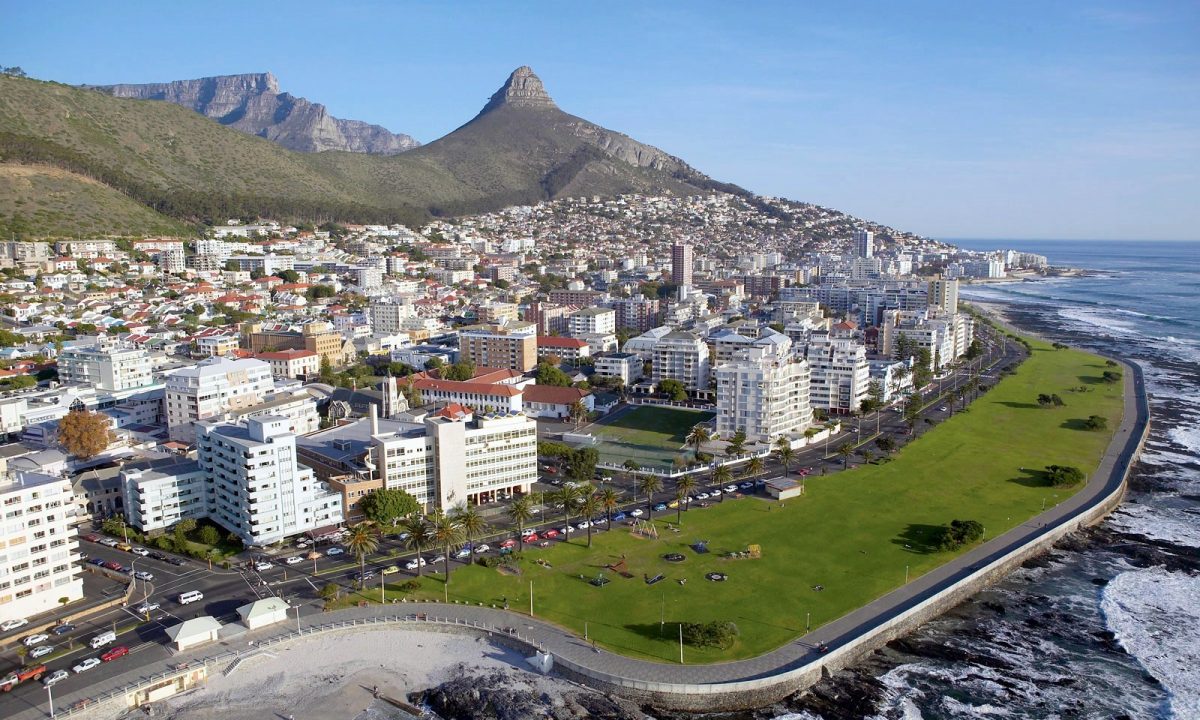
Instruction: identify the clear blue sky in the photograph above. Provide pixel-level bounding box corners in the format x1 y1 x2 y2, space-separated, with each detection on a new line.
3 1 1198 240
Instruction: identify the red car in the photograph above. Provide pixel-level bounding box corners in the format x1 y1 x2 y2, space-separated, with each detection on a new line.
81 533 102 543
103 561 125 572
500 538 518 549
542 528 559 539
101 646 129 662
526 533 539 542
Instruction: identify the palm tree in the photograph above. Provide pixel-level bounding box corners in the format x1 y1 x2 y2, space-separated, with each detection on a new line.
569 400 589 429
674 475 698 523
430 510 465 583
892 363 910 400
554 484 583 540
345 521 379 583
507 495 534 550
774 436 796 477
836 441 855 469
860 449 876 465
400 514 430 576
451 504 489 552
686 424 711 459
744 456 764 478
579 493 602 547
598 486 620 528
637 474 662 518
711 464 733 501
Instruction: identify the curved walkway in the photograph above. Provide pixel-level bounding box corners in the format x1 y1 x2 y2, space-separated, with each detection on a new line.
22 361 1148 718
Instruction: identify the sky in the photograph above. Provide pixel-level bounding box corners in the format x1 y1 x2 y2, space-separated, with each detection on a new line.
3 1 1199 240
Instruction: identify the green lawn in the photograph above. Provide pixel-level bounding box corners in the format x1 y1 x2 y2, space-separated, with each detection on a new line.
587 405 715 468
355 341 1124 663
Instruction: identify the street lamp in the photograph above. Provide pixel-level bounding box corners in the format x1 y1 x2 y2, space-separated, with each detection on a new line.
46 682 55 718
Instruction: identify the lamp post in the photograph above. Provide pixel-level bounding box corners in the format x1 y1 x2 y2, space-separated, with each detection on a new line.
294 604 302 635
529 580 534 617
46 682 55 718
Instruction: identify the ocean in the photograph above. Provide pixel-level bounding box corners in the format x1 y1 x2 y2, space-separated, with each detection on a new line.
758 240 1200 720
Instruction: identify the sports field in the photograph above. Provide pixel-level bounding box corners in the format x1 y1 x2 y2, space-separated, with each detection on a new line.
355 340 1125 663
586 405 715 468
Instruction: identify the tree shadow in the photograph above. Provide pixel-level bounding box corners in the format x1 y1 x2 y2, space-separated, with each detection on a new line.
995 401 1041 409
1079 375 1104 385
1008 467 1050 487
625 622 682 641
1060 418 1092 431
892 524 944 554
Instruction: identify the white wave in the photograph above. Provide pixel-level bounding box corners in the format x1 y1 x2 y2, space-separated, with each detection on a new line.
940 698 1013 716
1055 307 1140 336
1101 569 1200 719
1167 425 1200 457
1107 503 1200 549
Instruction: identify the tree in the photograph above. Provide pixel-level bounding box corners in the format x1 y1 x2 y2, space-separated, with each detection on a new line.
358 488 420 528
566 447 599 482
1102 370 1122 384
711 465 733 501
568 400 589 429
935 519 984 551
57 409 113 459
401 515 431 576
553 484 583 539
579 494 602 547
507 496 534 550
637 474 662 518
686 425 711 458
774 436 795 476
836 441 855 469
744 456 764 479
306 285 336 300
1045 465 1085 487
450 504 488 552
345 521 379 581
674 475 698 523
876 435 897 456
1084 415 1108 431
535 361 572 387
598 486 620 527
197 525 220 546
659 378 687 402
430 511 464 583
903 395 922 435
319 356 334 381
725 429 747 457
274 269 300 283
441 360 476 382
224 259 240 272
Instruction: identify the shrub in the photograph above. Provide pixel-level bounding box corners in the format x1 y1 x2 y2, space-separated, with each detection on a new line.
1046 465 1085 487
680 621 739 649
397 580 421 593
1084 415 1108 431
1102 370 1122 384
320 583 340 600
197 525 220 546
935 519 984 551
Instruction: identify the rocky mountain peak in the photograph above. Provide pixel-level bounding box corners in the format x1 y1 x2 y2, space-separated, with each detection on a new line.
480 66 557 114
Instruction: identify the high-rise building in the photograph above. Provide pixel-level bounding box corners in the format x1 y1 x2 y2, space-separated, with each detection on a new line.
197 415 343 547
120 457 209 534
568 307 616 336
672 242 694 287
806 331 871 413
458 321 537 371
928 278 959 316
854 229 874 258
715 333 812 444
57 341 154 391
652 331 710 392
0 472 83 624
165 356 276 443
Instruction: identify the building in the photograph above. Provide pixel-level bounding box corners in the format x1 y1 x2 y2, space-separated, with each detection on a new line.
196 335 240 358
928 278 960 316
594 352 642 385
536 336 590 364
242 322 353 367
197 416 343 547
370 300 415 336
165 356 276 443
159 248 187 274
715 333 812 444
523 385 594 420
569 307 616 336
854 229 874 258
458 321 537 372
671 242 694 287
228 254 294 275
55 239 117 257
57 341 153 391
256 349 320 380
404 378 522 414
652 331 711 392
608 296 661 332
0 472 83 623
120 457 208 534
1 241 51 264
805 331 871 414
524 302 577 335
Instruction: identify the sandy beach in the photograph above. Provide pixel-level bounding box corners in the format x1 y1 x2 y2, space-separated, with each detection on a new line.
113 628 577 720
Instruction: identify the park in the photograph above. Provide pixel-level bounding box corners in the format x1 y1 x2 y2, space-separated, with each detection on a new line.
345 338 1125 664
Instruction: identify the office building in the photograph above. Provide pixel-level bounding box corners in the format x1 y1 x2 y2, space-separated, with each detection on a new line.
242 321 353 367
672 242 694 287
257 349 321 380
0 472 83 623
854 229 874 258
715 333 812 444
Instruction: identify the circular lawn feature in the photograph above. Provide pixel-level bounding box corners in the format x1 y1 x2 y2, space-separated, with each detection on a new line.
662 553 686 563
705 572 728 582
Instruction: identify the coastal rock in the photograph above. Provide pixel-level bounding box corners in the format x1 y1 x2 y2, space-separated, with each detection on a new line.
91 73 420 155
417 667 647 720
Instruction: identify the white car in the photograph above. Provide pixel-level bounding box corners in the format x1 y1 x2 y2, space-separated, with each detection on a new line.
430 555 445 565
630 508 644 517
404 558 426 571
576 521 590 530
710 488 722 496
254 561 274 571
723 484 738 493
133 570 154 581
697 492 710 500
520 528 536 537
42 669 69 688
284 556 304 565
0 617 28 632
325 547 344 556
454 547 472 559
99 538 120 547
23 633 49 647
473 544 490 553
135 602 160 614
30 645 54 659
130 547 151 556
73 657 101 674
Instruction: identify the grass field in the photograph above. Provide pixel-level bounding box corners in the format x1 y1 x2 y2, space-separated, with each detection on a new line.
587 405 715 468
351 341 1124 663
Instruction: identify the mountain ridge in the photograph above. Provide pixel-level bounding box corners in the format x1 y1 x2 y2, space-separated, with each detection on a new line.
90 72 421 155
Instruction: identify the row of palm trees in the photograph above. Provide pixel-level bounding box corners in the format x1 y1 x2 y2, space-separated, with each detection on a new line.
342 503 489 586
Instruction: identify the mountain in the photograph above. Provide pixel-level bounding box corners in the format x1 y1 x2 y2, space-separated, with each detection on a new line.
91 73 420 155
0 67 740 236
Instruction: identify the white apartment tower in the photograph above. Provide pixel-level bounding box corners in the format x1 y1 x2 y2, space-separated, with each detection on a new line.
57 342 153 391
0 472 83 624
197 416 343 547
806 331 871 414
652 331 711 392
568 307 616 336
165 356 276 443
928 278 959 316
715 333 812 444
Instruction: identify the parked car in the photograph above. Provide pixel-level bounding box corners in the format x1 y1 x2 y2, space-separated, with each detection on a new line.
500 538 518 549
101 645 129 662
98 538 119 547
116 542 133 552
430 555 446 565
284 556 303 565
453 547 472 559
738 482 753 490
653 503 667 512
667 499 679 509
709 488 722 496
23 633 49 647
51 623 76 636
72 658 101 674
325 547 344 556
29 645 53 659
88 557 106 566
353 571 375 583
697 492 710 500
148 552 170 562
473 544 490 554
628 509 643 517
130 547 150 557
520 528 536 537
382 565 400 575
81 533 102 543
254 561 274 571
576 521 590 530
723 484 738 493
542 528 560 538
525 532 540 542
134 602 160 614
103 561 125 572
42 670 69 688
166 557 185 566
132 570 153 581
404 558 425 571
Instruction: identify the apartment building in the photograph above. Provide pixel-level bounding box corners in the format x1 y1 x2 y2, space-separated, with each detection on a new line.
928 278 960 316
805 331 871 414
458 321 537 372
536 336 590 363
165 356 276 443
256 349 320 380
0 472 82 623
594 352 642 385
652 331 711 392
1 241 51 264
197 416 343 547
120 457 208 534
524 302 577 335
672 242 694 286
569 307 616 336
57 341 153 391
242 321 353 367
370 301 415 336
716 333 812 444
608 296 661 332
196 334 240 358
158 248 187 274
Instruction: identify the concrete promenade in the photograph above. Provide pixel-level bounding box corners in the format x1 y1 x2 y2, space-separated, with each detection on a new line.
15 359 1148 717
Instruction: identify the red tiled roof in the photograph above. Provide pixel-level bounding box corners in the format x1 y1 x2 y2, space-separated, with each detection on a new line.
538 336 587 349
523 385 588 405
435 403 471 421
257 349 319 361
414 379 522 397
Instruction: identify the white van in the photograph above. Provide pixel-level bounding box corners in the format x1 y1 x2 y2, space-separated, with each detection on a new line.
90 630 116 649
178 590 203 605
